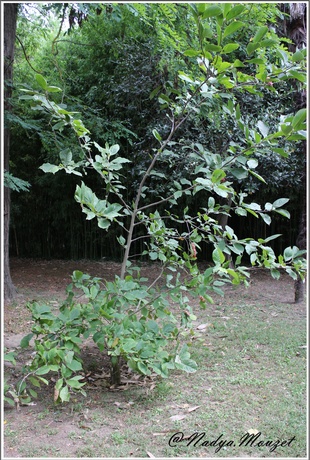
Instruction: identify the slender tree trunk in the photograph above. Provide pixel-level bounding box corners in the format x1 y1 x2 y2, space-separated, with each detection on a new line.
295 186 306 303
218 194 234 268
285 3 307 303
4 4 18 303
279 3 307 302
110 356 121 385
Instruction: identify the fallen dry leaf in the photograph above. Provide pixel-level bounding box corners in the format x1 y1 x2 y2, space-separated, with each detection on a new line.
79 424 92 430
54 387 59 402
247 429 260 435
196 323 208 330
187 405 200 413
170 414 187 421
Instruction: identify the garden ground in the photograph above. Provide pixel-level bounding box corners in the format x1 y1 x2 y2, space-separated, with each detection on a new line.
3 258 307 458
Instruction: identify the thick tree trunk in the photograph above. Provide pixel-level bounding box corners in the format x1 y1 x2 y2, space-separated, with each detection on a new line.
4 4 18 303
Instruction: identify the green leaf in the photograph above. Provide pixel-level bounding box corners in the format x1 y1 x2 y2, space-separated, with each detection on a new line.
283 247 293 261
59 149 72 164
211 169 226 183
152 129 162 141
28 388 38 398
97 218 111 230
213 184 229 198
146 320 159 333
59 385 70 402
109 144 120 155
247 58 265 65
35 365 51 376
183 49 199 57
246 41 259 56
271 269 281 280
46 85 62 93
235 207 247 216
264 234 282 243
292 49 306 62
149 85 161 100
39 163 61 174
20 333 34 348
225 5 245 20
288 69 306 82
178 72 194 83
212 247 226 265
249 170 266 183
222 3 232 18
4 352 16 365
260 38 279 49
137 361 151 375
275 209 290 219
35 74 48 90
286 268 297 281
280 123 293 136
175 345 197 373
66 377 85 389
247 38 277 55
222 43 239 54
104 203 123 220
244 202 261 211
223 21 244 39
28 376 41 388
36 376 49 385
260 213 271 225
252 26 268 43
272 198 289 208
204 44 222 52
55 378 64 391
292 109 306 128
66 359 83 372
231 243 244 254
203 5 222 18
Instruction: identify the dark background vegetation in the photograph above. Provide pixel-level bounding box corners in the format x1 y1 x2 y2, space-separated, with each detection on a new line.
8 3 305 262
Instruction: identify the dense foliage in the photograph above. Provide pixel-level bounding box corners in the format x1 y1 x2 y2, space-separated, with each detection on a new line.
9 2 306 260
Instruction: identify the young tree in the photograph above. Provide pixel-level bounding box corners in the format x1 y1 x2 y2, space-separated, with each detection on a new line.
18 4 307 402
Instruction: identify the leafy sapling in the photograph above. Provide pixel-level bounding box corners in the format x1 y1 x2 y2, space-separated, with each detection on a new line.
18 4 306 401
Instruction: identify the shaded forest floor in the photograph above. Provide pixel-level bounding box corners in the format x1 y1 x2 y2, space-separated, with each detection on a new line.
3 258 307 458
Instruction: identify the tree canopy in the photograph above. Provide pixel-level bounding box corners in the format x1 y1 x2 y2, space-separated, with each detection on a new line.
8 2 306 261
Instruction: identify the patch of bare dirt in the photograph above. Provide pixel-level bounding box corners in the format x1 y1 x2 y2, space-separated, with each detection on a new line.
4 257 302 335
